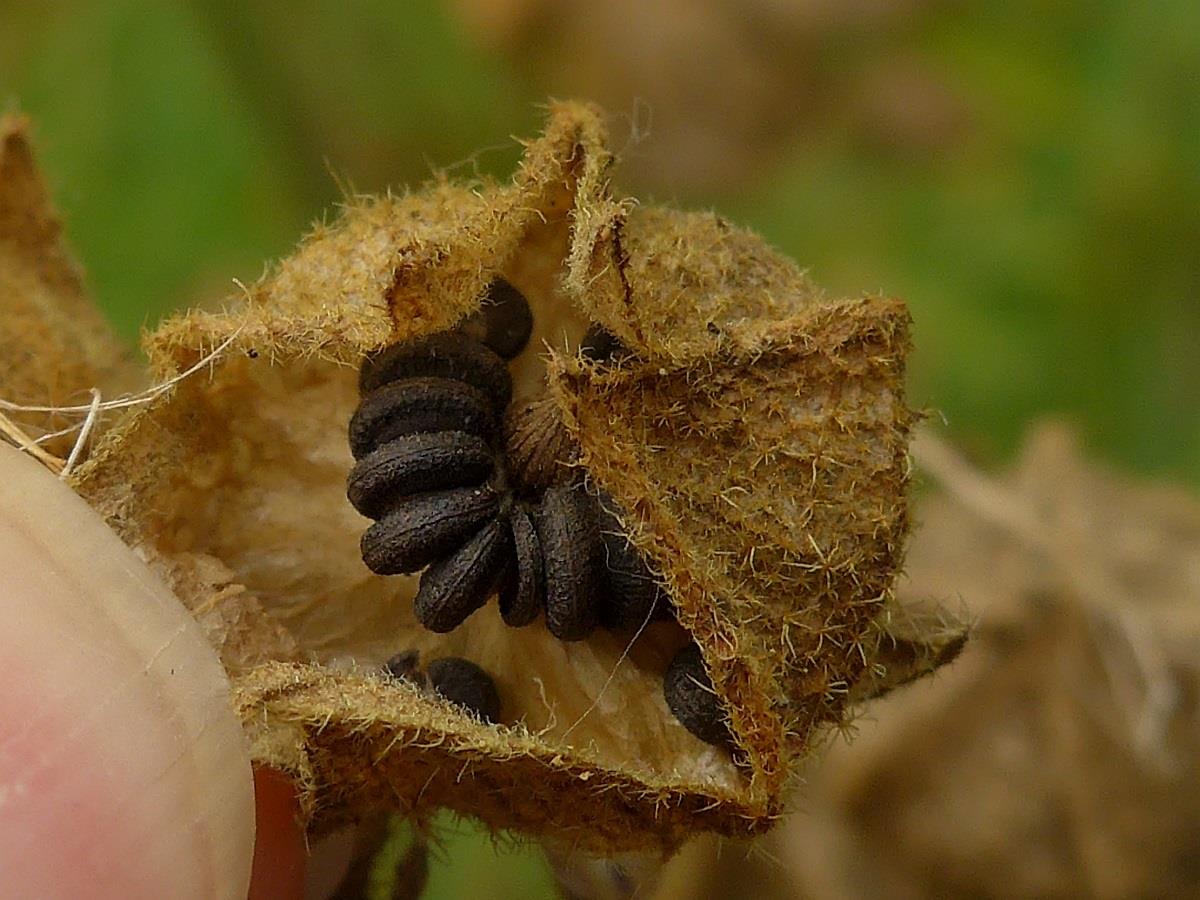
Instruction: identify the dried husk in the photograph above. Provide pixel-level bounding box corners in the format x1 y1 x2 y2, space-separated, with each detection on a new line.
2 103 947 852
708 423 1200 899
0 116 140 458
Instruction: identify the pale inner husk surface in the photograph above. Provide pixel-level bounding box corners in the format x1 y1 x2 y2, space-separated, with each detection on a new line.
153 214 742 792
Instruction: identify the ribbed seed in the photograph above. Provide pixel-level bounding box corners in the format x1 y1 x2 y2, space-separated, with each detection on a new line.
360 487 499 575
664 644 732 746
536 484 602 641
498 503 544 627
503 397 577 497
458 279 534 361
347 431 494 520
414 516 512 633
426 657 502 724
349 377 498 459
358 333 512 408
595 493 672 630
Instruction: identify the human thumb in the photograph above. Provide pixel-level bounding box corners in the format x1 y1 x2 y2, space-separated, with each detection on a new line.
0 443 256 898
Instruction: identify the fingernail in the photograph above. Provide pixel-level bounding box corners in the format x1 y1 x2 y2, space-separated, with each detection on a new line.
0 446 255 899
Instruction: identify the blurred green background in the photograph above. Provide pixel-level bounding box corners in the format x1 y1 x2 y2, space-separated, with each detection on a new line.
2 0 1197 894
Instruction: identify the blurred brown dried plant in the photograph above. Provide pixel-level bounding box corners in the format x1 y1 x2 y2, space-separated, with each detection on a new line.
656 421 1200 898
452 0 967 195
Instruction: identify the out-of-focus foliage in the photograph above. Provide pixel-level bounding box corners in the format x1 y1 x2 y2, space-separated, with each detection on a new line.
2 0 1197 894
719 3 1200 484
417 814 557 900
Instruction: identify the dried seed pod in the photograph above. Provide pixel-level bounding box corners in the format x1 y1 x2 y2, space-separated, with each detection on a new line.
414 516 513 633
536 483 603 641
664 644 731 746
57 103 924 852
458 278 535 361
358 332 513 409
347 431 494 520
595 492 672 630
360 486 500 575
579 323 628 363
426 656 502 725
348 377 498 459
504 395 578 496
498 503 544 627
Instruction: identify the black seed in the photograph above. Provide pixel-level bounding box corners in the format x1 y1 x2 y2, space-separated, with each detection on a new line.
358 333 513 409
414 516 512 633
361 487 499 574
498 503 544 627
536 484 602 641
426 657 502 724
580 323 627 363
459 279 534 361
349 377 498 459
664 644 732 746
347 431 494 520
595 493 672 630
382 649 422 683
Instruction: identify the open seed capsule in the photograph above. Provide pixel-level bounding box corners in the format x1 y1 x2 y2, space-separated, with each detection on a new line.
347 431 494 520
414 516 512 633
536 483 603 641
426 656 502 724
361 486 500 575
358 332 513 409
348 377 498 459
663 644 732 746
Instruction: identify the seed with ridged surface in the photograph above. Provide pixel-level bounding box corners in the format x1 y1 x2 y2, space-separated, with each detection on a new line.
536 484 602 641
358 333 513 408
498 504 544 627
347 431 494 520
459 279 534 361
426 657 502 724
664 644 732 746
595 492 672 630
503 397 577 497
361 487 499 575
349 377 498 459
414 517 512 633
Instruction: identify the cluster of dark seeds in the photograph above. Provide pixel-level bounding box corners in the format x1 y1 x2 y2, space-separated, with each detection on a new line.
383 650 502 725
350 279 730 746
348 280 525 635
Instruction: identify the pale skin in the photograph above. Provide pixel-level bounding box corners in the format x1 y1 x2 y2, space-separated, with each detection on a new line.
0 445 307 898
